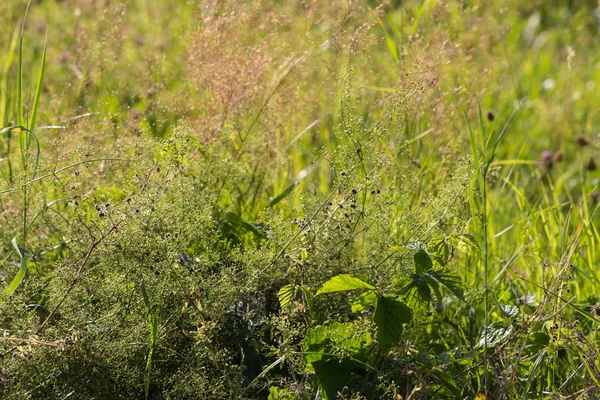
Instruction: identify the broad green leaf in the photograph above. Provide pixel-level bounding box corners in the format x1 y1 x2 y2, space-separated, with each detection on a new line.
477 323 512 348
388 241 426 252
303 322 372 363
422 274 442 303
447 233 480 252
302 322 372 399
525 331 549 355
414 250 433 273
398 274 431 303
316 274 375 296
373 296 412 347
428 237 449 265
278 284 296 308
424 269 465 301
351 290 378 312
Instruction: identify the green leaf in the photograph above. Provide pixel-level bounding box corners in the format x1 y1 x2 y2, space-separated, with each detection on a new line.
477 323 512 348
351 290 378 312
316 274 375 296
302 322 373 399
414 250 433 273
428 237 450 265
301 286 314 312
431 369 462 397
373 296 412 347
398 274 431 303
278 284 296 308
424 269 465 301
447 233 480 252
388 241 426 252
498 304 519 318
422 274 442 303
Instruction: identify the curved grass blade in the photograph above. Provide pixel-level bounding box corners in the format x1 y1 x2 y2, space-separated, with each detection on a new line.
2 237 27 303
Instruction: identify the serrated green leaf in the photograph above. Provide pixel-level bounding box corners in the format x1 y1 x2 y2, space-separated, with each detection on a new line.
423 274 442 303
428 237 450 265
389 241 426 252
351 290 378 312
316 274 375 296
414 250 433 273
424 268 465 301
477 323 512 348
278 284 296 308
398 274 430 303
373 296 412 347
447 233 480 252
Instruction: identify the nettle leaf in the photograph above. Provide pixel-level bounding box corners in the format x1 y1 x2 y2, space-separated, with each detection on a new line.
477 323 513 348
351 290 378 312
302 322 373 399
399 274 431 303
498 304 519 318
414 250 433 273
278 284 296 308
373 296 412 347
316 274 375 296
428 237 450 265
424 268 465 301
389 242 426 252
422 274 442 303
447 233 480 252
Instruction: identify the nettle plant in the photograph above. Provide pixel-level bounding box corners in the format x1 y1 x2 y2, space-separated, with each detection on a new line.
277 234 478 399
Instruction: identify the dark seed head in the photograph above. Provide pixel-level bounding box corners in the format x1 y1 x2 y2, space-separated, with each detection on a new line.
356 148 362 155
341 171 347 176
98 212 105 218
352 189 357 194
575 135 590 146
586 158 597 171
486 110 495 121
553 152 563 163
371 190 376 195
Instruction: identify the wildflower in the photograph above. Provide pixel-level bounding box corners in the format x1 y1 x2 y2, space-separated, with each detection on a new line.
541 150 554 169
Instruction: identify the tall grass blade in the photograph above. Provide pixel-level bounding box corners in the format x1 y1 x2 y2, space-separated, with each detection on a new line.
28 35 47 132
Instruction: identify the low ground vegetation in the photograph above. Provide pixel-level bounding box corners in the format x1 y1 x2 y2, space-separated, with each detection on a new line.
1 1 600 399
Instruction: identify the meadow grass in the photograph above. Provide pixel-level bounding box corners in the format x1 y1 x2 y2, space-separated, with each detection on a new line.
0 0 599 398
